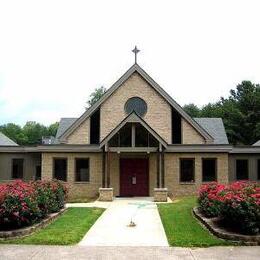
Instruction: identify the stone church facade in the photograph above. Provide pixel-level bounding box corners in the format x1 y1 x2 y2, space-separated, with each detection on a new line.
0 61 259 201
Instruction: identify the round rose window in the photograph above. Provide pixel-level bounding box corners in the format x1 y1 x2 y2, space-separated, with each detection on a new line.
125 97 147 117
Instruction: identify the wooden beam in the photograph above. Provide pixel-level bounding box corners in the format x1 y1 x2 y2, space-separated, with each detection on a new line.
157 149 160 188
102 150 106 188
161 150 165 188
131 123 135 147
107 147 111 188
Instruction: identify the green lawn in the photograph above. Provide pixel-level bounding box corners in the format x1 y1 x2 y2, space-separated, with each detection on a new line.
0 207 104 245
158 197 234 247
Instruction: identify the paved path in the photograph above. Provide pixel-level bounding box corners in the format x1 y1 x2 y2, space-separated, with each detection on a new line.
78 197 169 246
0 245 259 260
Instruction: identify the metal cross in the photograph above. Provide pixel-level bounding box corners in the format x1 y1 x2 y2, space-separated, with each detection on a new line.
132 46 140 64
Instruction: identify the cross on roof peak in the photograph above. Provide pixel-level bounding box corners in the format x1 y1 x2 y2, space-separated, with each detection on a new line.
132 46 140 64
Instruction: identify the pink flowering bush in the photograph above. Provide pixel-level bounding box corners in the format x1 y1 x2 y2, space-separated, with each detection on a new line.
198 182 225 217
0 180 68 230
198 181 260 235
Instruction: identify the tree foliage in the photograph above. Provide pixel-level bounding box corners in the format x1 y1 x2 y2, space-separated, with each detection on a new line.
183 81 260 144
86 86 107 108
0 121 59 145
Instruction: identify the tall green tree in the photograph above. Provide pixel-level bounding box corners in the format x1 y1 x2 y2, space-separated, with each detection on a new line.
183 103 201 117
22 121 48 145
86 86 107 108
0 123 27 145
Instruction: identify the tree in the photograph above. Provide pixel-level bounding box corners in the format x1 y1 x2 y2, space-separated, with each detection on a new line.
222 81 260 144
23 121 49 145
47 122 59 137
86 86 106 108
0 123 27 145
183 103 201 117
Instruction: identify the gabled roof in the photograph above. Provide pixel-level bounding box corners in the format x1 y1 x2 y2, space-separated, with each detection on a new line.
0 132 18 146
194 118 229 144
56 118 77 139
58 64 213 143
99 112 168 148
253 140 260 146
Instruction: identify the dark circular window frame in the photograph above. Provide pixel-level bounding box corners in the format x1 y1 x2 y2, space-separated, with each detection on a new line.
124 96 148 117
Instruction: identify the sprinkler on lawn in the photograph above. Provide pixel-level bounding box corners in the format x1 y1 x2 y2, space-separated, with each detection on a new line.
128 218 136 227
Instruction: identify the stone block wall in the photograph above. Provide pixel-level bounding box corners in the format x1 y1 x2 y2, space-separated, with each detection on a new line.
41 152 102 200
100 72 172 143
164 153 229 197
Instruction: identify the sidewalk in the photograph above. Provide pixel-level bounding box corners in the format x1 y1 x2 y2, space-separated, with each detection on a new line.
0 245 259 260
78 197 169 246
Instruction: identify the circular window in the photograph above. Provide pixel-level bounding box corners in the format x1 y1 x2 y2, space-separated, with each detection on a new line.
125 97 147 117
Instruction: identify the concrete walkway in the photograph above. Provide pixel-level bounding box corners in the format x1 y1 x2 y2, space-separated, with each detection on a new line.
78 197 169 246
1 245 260 260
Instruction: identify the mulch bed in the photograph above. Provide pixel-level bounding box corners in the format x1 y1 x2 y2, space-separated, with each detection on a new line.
193 207 260 245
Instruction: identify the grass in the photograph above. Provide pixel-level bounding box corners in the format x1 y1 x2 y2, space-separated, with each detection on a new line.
158 197 234 247
0 207 105 245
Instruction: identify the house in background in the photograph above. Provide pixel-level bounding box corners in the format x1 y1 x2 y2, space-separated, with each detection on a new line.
0 53 259 201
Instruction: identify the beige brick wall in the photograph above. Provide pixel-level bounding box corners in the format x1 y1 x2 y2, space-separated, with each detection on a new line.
41 152 102 199
164 153 229 197
182 119 205 144
100 72 172 143
67 118 90 144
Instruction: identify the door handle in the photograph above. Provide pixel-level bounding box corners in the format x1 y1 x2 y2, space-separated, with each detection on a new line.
132 176 136 185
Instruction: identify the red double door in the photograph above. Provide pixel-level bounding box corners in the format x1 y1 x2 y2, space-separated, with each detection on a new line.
120 158 149 197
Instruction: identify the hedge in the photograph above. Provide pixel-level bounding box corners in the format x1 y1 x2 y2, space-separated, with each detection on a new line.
198 181 260 235
0 180 68 230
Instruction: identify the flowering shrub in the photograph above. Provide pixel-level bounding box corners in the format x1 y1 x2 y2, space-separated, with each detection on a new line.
198 182 225 217
198 181 260 235
0 180 68 230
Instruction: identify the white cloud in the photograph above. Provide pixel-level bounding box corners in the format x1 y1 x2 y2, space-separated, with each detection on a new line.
0 0 260 125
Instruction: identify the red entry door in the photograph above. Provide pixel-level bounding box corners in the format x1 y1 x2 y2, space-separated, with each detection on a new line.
120 158 149 197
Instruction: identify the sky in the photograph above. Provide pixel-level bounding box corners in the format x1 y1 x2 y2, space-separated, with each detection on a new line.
0 0 260 126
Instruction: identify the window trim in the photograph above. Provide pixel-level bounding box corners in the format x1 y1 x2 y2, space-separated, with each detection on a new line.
179 158 195 184
11 158 24 179
202 158 217 182
74 157 90 183
53 157 68 182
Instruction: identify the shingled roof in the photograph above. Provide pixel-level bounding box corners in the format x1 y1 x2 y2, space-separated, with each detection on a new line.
56 117 229 145
0 132 18 146
253 140 260 146
194 118 229 144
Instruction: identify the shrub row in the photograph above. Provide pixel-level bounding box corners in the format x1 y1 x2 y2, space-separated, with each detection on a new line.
0 180 68 230
198 181 260 235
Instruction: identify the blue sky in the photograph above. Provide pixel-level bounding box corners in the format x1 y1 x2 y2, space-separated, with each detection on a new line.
1 0 260 126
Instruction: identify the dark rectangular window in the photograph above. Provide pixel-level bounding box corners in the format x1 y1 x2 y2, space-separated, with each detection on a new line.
180 159 195 182
257 159 260 180
53 158 67 181
236 159 248 180
202 158 217 182
75 158 90 182
12 159 24 179
172 108 182 144
90 108 100 144
35 165 41 180
135 123 148 147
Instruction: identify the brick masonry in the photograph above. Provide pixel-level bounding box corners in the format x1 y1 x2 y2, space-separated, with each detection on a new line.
182 119 205 144
154 188 168 202
99 188 113 201
42 152 229 200
100 72 172 143
41 152 102 200
165 153 229 197
67 118 90 144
